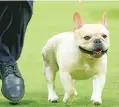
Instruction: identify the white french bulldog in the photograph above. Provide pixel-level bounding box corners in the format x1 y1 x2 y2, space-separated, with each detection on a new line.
42 12 109 105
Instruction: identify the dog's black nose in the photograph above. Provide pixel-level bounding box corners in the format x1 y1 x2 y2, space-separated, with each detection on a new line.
93 39 101 44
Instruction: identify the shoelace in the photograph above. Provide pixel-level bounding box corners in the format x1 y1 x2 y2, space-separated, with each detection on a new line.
1 63 17 78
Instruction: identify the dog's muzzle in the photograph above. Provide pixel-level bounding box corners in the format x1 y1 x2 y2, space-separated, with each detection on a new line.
79 46 108 58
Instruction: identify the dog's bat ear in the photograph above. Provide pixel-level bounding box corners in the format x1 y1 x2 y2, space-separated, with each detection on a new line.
73 12 85 30
100 12 108 27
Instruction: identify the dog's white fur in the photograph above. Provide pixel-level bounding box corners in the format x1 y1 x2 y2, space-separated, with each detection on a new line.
42 12 109 105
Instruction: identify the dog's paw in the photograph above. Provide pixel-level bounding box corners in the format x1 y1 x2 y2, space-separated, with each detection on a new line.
48 95 59 103
74 90 78 96
91 100 102 105
63 92 74 105
91 96 102 105
63 98 71 105
63 98 68 104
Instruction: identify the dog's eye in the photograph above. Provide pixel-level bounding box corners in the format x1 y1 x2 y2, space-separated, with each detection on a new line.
102 34 107 38
84 36 91 40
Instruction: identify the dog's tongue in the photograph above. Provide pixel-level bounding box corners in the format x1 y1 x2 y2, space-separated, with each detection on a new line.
92 49 102 56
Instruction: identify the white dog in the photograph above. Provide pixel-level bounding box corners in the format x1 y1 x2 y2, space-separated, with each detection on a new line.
42 12 109 105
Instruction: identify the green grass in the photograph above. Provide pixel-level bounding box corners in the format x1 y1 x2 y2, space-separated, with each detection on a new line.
0 1 119 107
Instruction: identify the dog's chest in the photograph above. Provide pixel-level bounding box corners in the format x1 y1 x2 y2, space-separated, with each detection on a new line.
70 61 97 80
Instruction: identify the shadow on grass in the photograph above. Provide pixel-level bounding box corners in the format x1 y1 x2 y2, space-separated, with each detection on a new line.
0 99 40 106
72 96 119 107
0 95 119 107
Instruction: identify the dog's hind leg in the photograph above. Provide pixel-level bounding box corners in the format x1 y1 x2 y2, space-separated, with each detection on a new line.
42 48 59 103
44 63 59 102
59 71 76 104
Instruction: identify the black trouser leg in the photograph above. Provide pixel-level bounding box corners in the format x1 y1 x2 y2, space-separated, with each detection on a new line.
0 1 33 64
0 1 33 102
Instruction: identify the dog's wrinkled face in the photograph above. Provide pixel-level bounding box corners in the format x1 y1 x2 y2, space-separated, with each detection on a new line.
73 12 109 58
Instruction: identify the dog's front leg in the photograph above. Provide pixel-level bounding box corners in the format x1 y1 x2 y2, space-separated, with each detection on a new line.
59 71 76 104
91 72 106 105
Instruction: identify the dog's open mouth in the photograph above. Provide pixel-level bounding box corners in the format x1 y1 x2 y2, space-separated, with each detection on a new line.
79 46 108 58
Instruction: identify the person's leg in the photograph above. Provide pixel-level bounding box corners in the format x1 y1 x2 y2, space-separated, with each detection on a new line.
0 2 15 64
0 1 33 103
2 2 33 61
0 1 33 63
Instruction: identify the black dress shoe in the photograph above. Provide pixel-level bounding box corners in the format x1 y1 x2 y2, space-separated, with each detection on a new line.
0 62 25 103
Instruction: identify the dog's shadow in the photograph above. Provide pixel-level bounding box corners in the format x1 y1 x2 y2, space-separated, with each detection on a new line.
72 97 119 107
0 96 119 107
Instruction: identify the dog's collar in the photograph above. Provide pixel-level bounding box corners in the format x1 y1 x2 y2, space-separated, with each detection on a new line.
79 46 108 55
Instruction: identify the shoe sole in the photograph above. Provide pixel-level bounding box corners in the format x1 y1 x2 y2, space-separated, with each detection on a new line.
1 87 24 103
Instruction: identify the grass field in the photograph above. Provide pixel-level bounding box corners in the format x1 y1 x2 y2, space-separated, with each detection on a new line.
0 1 119 107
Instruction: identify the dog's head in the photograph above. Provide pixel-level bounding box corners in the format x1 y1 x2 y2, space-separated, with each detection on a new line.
73 12 109 58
